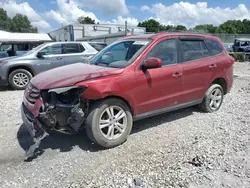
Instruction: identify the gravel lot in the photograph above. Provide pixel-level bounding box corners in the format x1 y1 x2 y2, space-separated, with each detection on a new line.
0 62 250 188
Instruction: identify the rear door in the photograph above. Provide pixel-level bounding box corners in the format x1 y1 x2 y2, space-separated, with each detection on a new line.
34 44 65 74
63 43 88 65
178 37 214 104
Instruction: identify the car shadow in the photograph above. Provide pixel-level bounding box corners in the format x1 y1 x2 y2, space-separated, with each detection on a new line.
0 86 12 91
17 106 199 161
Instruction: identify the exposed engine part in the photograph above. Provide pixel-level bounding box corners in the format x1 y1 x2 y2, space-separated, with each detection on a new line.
68 105 85 132
38 86 88 134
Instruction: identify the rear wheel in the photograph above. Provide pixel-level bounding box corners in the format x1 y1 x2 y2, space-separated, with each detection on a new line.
86 98 133 148
8 69 33 90
199 84 224 113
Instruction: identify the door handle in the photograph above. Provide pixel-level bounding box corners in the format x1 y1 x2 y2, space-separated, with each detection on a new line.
57 57 63 60
173 72 182 79
209 64 217 69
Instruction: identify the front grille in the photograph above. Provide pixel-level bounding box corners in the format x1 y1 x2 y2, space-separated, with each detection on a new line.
25 83 40 104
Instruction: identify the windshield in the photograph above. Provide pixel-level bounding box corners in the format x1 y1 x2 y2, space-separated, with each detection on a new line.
90 39 151 68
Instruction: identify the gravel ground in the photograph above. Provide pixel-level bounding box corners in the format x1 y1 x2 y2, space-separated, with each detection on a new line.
0 62 250 188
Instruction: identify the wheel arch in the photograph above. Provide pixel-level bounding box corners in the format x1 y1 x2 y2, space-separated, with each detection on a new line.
210 77 227 94
95 95 135 116
8 65 35 78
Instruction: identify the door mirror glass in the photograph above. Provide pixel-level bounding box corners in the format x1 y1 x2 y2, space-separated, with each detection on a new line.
142 57 162 69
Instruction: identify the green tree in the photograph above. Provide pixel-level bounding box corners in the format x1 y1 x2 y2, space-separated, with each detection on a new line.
10 14 37 33
0 8 12 31
193 24 217 33
138 19 161 33
175 25 187 31
0 9 37 33
77 16 95 24
242 19 250 34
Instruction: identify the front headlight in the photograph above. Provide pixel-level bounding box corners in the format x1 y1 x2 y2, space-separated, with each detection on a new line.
48 86 87 94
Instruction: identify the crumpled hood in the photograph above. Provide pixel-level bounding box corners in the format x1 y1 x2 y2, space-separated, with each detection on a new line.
31 63 123 89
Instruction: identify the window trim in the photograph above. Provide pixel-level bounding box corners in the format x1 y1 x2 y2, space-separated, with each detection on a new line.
178 38 212 64
140 38 179 68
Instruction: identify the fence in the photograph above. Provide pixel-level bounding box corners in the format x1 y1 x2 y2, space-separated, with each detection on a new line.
214 34 250 44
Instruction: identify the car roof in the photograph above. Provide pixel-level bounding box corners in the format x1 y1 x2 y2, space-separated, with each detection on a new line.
43 41 106 45
123 32 218 41
235 38 250 42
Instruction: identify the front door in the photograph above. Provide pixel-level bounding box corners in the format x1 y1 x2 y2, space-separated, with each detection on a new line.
34 44 65 74
133 38 184 115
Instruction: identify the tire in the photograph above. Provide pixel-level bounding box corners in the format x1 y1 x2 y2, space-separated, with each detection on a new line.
85 98 133 148
8 69 33 90
199 84 224 113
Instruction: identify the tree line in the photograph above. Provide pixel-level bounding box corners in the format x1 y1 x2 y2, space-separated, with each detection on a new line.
0 8 37 33
138 19 250 34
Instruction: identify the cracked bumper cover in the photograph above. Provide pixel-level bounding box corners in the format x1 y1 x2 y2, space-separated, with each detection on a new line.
21 102 46 138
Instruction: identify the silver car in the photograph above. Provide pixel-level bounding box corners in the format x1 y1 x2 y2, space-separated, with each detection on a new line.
0 41 107 90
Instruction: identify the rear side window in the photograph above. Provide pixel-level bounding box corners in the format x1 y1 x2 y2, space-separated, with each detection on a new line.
88 43 107 51
205 39 223 56
64 43 85 54
181 40 210 62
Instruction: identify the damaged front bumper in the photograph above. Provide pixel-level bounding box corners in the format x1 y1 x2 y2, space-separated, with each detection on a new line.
20 85 88 160
21 102 49 160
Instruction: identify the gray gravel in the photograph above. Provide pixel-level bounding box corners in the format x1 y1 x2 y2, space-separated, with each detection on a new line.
0 62 250 188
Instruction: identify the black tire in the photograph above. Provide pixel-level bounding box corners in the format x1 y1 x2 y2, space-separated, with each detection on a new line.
85 98 133 148
199 84 224 113
8 69 33 90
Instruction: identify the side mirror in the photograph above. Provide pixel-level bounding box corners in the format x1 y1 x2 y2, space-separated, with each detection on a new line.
142 57 162 70
37 51 46 58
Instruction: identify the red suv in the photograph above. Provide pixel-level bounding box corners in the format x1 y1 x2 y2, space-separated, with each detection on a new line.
21 32 234 151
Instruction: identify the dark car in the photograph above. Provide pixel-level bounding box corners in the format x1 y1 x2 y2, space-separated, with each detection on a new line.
21 32 234 157
232 38 250 52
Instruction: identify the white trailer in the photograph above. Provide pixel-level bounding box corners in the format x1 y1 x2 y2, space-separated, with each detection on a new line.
48 22 146 44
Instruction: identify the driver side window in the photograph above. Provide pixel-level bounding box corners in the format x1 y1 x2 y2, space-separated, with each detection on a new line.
147 39 177 66
40 44 62 55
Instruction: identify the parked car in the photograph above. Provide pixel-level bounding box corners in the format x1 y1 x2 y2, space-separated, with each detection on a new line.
224 43 233 52
232 38 250 52
0 41 107 90
21 32 234 157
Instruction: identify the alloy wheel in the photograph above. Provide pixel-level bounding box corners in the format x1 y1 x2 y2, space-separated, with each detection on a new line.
209 88 223 110
13 73 29 87
99 106 127 140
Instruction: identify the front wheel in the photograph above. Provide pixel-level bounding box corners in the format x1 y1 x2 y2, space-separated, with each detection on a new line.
8 69 33 90
85 98 133 148
199 84 224 113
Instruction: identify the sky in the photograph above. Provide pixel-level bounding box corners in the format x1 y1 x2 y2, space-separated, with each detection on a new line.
0 0 250 33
